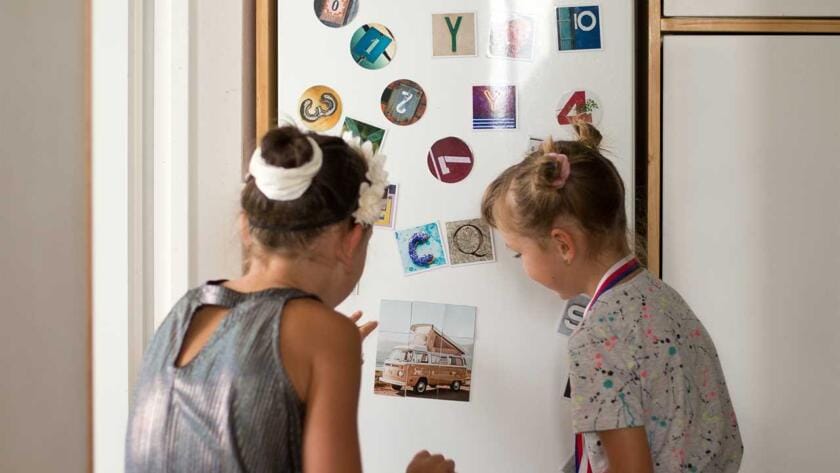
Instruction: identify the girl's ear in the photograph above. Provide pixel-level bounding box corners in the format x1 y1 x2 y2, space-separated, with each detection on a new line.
549 227 576 265
336 223 367 268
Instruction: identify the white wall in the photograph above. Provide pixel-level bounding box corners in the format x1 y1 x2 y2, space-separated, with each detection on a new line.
92 0 145 471
0 1 89 471
90 1 247 471
193 0 247 287
663 35 840 472
152 0 246 329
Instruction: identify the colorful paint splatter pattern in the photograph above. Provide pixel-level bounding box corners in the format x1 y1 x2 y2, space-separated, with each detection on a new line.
568 270 743 473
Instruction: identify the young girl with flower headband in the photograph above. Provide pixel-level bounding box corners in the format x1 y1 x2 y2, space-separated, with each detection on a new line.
481 123 743 473
126 126 455 473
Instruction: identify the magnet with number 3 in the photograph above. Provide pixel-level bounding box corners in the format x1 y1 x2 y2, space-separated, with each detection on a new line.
381 79 427 126
297 85 342 132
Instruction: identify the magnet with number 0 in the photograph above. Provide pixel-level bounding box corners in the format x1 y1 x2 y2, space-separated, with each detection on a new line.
314 0 358 28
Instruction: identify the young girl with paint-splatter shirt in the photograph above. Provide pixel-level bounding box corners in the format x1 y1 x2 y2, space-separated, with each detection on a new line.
481 122 743 473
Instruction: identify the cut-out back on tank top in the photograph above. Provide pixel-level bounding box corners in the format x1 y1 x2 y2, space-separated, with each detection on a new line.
125 281 318 473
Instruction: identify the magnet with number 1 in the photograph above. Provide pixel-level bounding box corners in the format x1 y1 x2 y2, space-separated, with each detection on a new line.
350 23 397 70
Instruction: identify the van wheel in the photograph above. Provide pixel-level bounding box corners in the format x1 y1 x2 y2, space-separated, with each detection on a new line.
391 384 403 391
414 378 428 394
451 381 461 392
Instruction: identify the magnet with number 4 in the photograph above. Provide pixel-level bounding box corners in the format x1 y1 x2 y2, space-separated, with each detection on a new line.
556 89 602 127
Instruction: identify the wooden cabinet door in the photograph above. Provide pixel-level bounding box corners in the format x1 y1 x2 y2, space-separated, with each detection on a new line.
663 35 840 472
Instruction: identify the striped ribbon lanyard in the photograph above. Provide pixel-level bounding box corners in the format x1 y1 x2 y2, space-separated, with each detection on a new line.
573 255 641 473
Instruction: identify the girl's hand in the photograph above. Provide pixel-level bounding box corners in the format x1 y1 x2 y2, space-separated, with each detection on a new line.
349 310 378 342
406 450 456 473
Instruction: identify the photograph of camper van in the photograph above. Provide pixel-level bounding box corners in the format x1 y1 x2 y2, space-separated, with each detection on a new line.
373 300 476 402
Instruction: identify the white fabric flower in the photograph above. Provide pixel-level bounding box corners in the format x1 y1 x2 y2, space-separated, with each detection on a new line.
342 131 389 226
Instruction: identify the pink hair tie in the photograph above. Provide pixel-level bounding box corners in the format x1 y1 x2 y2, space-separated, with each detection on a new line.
545 153 571 189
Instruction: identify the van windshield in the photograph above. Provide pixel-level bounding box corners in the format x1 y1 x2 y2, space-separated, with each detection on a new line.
388 349 412 362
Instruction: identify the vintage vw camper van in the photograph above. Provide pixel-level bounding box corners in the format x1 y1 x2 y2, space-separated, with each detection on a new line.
379 324 470 394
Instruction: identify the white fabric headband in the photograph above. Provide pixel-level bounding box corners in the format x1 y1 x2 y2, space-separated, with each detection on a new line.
248 136 323 201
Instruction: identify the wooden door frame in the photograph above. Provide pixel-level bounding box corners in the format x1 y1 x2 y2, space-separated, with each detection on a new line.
644 1 840 276
256 0 276 143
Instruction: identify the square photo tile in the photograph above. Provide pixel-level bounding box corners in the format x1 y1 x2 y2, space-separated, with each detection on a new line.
432 12 477 57
394 222 448 275
472 85 517 130
445 218 496 266
373 300 476 402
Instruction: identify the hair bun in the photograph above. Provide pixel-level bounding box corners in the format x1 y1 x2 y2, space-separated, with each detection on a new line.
573 120 603 150
534 154 570 191
260 126 314 169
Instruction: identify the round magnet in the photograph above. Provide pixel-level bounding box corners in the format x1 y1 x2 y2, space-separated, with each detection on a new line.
297 85 342 131
556 89 603 127
314 0 358 28
349 23 396 70
426 137 474 184
381 79 427 126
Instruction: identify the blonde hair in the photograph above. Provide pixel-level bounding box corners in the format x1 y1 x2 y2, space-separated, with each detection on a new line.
481 122 629 255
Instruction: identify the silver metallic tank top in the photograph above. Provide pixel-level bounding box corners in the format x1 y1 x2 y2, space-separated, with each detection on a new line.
125 282 317 473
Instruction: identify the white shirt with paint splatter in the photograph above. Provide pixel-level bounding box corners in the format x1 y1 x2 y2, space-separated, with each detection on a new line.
568 270 743 473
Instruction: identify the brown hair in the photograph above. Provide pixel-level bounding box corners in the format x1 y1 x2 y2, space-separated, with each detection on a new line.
481 122 629 255
242 126 368 253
